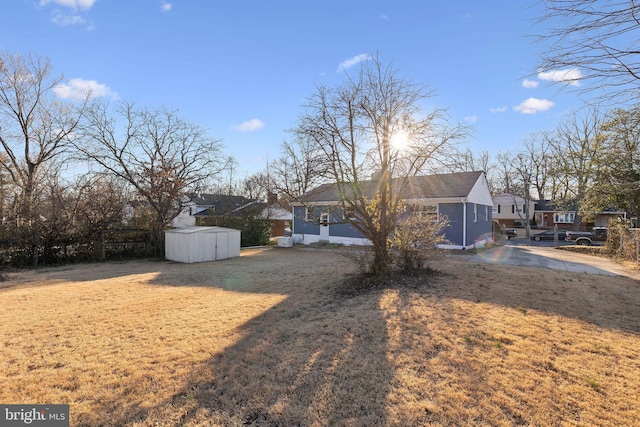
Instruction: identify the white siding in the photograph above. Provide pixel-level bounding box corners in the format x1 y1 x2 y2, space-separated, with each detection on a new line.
467 173 494 206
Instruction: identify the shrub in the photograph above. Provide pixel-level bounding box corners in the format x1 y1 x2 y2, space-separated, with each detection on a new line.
391 214 450 271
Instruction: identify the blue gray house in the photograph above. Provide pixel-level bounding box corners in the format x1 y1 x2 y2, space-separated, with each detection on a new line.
291 171 494 250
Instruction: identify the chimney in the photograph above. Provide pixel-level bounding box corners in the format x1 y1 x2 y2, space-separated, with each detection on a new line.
267 192 278 205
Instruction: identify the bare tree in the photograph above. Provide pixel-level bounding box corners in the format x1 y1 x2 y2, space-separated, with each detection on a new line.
493 151 521 195
535 0 640 104
240 171 270 202
69 173 132 232
76 101 228 254
0 51 92 265
293 55 465 276
443 147 492 173
548 107 604 229
519 132 555 200
269 138 328 204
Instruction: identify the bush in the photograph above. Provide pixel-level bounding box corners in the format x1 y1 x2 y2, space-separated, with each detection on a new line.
391 214 450 271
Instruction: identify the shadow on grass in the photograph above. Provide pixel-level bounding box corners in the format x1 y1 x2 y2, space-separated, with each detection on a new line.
12 246 639 425
106 247 395 426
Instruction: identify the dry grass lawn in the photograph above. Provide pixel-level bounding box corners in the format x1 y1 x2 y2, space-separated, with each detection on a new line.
1 246 639 426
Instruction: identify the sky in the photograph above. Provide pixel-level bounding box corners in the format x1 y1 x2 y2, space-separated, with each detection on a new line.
1 0 589 178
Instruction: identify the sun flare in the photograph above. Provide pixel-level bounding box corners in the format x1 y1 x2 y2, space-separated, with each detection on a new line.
390 129 410 151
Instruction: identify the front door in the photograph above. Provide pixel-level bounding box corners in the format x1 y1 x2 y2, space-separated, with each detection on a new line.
319 213 329 242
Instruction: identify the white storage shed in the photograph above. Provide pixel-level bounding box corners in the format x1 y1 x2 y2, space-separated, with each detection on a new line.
165 226 241 263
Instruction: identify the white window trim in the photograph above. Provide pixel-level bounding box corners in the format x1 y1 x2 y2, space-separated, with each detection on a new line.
320 212 329 226
554 212 575 223
342 208 357 221
414 204 438 222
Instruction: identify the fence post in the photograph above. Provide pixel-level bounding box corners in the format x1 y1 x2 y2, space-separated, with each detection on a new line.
101 230 106 261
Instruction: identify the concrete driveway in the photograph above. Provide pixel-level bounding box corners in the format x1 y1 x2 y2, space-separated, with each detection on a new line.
470 245 640 280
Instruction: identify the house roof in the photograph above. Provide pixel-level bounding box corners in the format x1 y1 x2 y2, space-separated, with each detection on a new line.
188 193 249 207
296 171 485 204
493 193 528 205
534 199 625 214
188 193 255 217
535 199 577 212
261 205 292 221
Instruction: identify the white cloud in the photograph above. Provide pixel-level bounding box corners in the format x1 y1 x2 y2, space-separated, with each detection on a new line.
537 68 583 86
379 13 389 20
54 78 116 99
161 2 172 12
490 106 508 113
337 54 370 72
513 98 555 114
51 11 86 26
464 115 478 124
40 0 96 10
232 118 265 132
522 79 539 89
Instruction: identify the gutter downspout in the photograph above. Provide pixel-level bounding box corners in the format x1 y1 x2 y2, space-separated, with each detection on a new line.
462 200 467 248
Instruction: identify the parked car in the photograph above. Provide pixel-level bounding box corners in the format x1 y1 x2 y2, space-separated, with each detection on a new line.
532 229 569 241
566 227 607 246
504 228 517 239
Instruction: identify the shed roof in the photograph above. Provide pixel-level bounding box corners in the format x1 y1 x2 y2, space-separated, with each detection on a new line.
165 226 240 234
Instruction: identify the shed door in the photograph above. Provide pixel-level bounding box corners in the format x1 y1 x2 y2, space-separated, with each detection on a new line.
319 213 329 241
216 232 228 260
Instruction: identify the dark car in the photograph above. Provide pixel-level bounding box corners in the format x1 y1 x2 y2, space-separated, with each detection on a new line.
504 228 517 239
532 229 568 241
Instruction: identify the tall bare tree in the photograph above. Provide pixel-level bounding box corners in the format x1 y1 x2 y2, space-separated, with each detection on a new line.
0 51 92 265
493 151 521 195
443 147 492 173
293 55 465 276
519 132 555 200
548 107 604 228
76 101 228 254
269 138 327 204
536 0 640 104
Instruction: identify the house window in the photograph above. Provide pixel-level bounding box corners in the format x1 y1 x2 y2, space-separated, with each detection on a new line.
473 204 478 222
343 208 357 221
554 212 575 223
305 207 314 221
492 204 499 214
414 204 438 221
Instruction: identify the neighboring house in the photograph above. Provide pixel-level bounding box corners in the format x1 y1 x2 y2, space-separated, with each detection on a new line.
261 205 292 237
171 194 252 228
291 171 494 250
534 200 627 230
492 193 536 228
171 193 293 237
